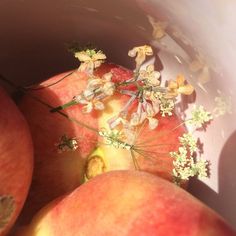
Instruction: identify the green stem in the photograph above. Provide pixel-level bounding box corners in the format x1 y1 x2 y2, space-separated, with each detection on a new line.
50 99 78 113
24 71 75 91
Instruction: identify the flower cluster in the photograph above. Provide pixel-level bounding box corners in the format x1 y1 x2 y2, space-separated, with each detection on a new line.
188 105 213 128
55 135 78 153
74 72 115 113
53 45 194 134
50 44 209 186
170 133 208 185
107 47 194 132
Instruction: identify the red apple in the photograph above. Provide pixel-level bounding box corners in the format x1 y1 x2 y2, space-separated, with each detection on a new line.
0 87 33 236
14 170 236 236
17 63 185 222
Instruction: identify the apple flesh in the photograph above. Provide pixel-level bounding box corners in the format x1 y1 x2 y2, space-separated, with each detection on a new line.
14 170 236 236
17 71 99 223
0 87 33 236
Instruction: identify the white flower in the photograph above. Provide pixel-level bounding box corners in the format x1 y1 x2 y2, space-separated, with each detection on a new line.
147 117 159 130
87 78 103 90
83 89 95 100
75 49 106 73
75 49 106 62
75 93 105 113
103 81 115 96
108 113 128 129
179 133 198 154
194 159 208 178
139 64 160 86
189 105 213 128
130 111 146 126
128 45 153 69
170 137 209 185
167 75 194 98
159 97 174 117
129 101 159 130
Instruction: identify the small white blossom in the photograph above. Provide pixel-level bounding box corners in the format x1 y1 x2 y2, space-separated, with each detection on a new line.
102 81 115 96
159 97 175 117
193 159 208 178
108 112 129 129
83 89 95 100
73 72 115 113
170 132 208 185
189 105 213 128
147 117 159 130
167 75 194 98
75 49 106 74
129 101 159 130
139 64 160 86
128 45 153 69
179 133 198 154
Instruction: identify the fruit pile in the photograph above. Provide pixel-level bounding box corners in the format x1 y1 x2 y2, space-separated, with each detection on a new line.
0 45 235 236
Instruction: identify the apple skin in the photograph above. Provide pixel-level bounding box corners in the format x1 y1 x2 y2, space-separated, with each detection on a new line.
14 170 236 236
17 70 99 223
0 87 33 236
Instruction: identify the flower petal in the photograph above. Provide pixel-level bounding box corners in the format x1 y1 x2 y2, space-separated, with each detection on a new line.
93 52 106 60
74 52 91 61
82 102 93 113
83 89 95 100
103 72 113 81
176 74 185 86
148 117 159 130
178 84 194 95
130 112 140 126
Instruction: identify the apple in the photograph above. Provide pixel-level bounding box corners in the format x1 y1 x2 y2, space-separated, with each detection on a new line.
0 87 33 236
13 170 236 236
17 70 99 223
17 63 185 222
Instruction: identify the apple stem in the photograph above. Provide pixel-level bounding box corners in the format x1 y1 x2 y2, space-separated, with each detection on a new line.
84 155 107 181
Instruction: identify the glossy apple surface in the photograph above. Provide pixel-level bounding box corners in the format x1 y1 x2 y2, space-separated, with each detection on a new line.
15 170 236 236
